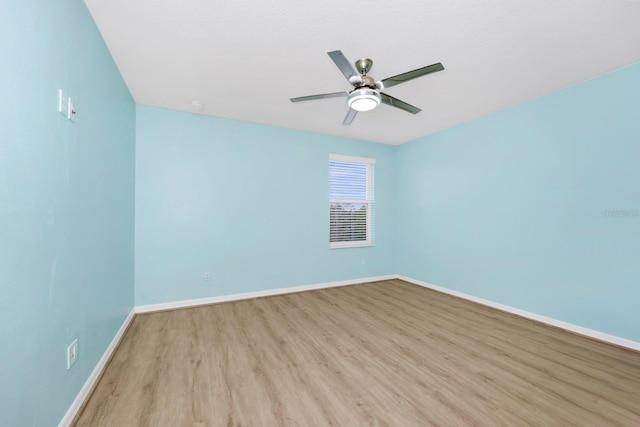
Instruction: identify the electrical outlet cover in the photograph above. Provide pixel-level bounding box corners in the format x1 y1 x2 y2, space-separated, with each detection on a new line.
67 339 78 370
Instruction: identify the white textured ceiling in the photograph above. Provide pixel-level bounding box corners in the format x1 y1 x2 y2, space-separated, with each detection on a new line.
84 0 640 145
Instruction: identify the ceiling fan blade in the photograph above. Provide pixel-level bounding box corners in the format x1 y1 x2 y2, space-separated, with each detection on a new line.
328 50 363 85
342 108 358 125
380 62 444 89
380 93 421 114
290 91 348 103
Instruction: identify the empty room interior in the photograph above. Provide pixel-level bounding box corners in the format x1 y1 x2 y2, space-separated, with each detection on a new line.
3 0 640 425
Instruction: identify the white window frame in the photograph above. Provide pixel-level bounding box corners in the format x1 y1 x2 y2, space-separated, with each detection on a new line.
329 154 375 249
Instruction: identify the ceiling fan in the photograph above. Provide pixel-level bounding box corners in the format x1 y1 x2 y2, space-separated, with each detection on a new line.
290 50 444 125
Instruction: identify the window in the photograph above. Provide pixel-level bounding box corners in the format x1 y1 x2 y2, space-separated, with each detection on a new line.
329 154 375 248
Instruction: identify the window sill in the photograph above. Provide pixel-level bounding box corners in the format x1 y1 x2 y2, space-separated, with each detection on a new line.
330 243 376 249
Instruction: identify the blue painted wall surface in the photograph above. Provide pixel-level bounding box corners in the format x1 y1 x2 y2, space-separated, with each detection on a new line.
135 106 396 305
0 1 136 425
396 64 640 341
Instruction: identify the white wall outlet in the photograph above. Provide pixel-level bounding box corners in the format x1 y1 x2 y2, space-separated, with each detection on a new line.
66 339 78 370
203 272 211 281
361 257 367 265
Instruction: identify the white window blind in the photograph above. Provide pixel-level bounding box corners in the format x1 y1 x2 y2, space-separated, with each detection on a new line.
329 154 375 248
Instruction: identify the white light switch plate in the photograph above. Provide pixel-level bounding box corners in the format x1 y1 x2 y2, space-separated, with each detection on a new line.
58 89 69 117
58 89 76 122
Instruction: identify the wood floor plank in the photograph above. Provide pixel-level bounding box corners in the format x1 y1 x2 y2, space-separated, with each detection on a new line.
74 280 640 426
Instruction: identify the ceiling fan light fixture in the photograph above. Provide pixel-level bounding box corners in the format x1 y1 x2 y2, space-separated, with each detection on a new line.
290 50 444 124
347 88 381 112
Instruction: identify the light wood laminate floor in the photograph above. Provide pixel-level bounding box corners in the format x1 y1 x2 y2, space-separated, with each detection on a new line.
74 279 640 426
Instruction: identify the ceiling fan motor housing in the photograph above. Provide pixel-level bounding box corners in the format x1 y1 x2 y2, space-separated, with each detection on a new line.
357 75 377 88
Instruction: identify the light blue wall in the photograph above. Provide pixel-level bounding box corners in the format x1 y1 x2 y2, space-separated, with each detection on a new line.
135 106 396 305
0 1 135 425
397 63 640 341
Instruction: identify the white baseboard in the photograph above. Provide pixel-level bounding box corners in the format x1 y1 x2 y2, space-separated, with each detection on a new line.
135 275 397 314
58 308 136 427
397 275 640 352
